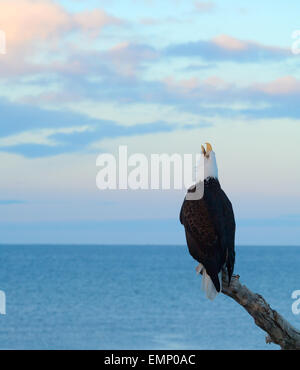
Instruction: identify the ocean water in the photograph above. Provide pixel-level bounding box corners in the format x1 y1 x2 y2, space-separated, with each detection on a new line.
0 244 299 350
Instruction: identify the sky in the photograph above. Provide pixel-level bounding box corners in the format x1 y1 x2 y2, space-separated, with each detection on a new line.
0 0 300 245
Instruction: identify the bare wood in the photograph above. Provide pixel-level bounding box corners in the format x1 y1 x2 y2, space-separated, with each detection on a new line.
221 272 300 350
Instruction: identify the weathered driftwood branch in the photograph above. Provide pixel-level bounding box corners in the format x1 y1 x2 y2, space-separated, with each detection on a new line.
221 272 300 350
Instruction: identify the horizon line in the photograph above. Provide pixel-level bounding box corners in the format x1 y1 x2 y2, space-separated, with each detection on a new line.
0 243 299 247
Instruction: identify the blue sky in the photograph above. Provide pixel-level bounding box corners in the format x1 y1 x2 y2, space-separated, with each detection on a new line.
0 0 299 245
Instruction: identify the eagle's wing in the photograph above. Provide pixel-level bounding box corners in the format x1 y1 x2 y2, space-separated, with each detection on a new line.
202 185 236 284
180 197 222 291
220 189 236 283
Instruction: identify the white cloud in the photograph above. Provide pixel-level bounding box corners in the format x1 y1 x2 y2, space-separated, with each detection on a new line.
194 1 215 12
0 125 92 147
61 101 208 127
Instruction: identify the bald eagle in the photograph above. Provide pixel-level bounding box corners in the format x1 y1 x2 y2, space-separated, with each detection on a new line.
180 143 236 300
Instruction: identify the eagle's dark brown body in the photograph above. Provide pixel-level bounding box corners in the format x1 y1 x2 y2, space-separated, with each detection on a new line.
180 177 235 292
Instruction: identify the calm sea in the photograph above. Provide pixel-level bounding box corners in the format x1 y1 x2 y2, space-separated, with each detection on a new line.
0 245 299 350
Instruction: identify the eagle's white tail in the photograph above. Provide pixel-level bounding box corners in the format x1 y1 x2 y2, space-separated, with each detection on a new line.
196 263 222 301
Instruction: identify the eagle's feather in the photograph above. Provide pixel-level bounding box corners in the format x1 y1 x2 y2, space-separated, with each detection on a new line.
180 177 235 297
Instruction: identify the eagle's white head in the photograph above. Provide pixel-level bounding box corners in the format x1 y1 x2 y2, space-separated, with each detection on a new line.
201 142 218 180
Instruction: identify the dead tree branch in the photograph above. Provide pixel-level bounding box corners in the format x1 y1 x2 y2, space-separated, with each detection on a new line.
221 272 300 350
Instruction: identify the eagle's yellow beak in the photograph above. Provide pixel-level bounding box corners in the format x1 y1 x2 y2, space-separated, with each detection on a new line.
202 143 213 157
205 142 213 153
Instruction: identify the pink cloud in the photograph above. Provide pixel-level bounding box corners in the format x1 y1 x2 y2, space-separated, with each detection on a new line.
0 0 121 52
211 34 290 58
164 76 200 93
252 76 300 95
164 75 233 93
212 34 248 51
0 0 69 50
106 42 158 77
203 76 233 90
74 9 122 37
